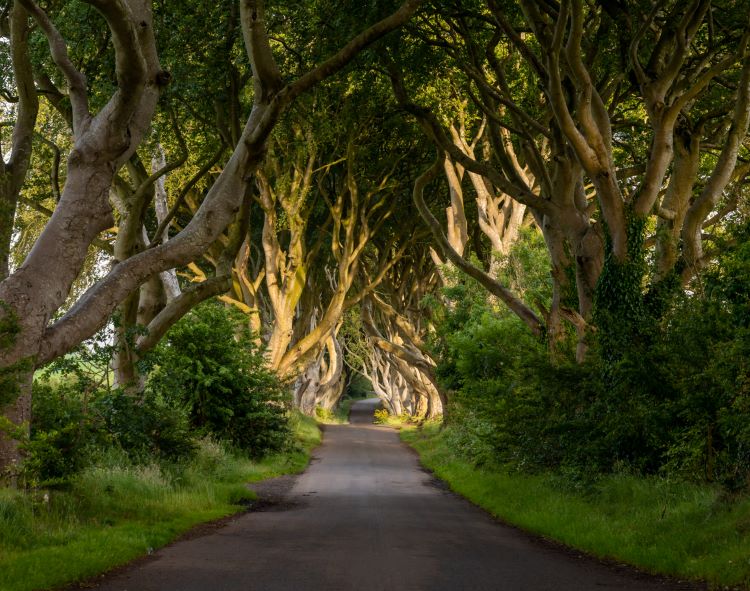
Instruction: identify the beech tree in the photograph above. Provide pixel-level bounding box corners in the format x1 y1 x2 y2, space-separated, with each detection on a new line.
0 0 423 474
389 0 750 358
3 0 749 479
223 131 419 410
361 245 445 418
0 3 38 279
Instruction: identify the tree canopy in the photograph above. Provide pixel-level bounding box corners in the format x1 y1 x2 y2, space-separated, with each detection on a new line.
1 0 749 486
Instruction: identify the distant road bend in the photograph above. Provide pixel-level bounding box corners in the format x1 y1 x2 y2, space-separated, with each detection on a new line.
90 398 696 591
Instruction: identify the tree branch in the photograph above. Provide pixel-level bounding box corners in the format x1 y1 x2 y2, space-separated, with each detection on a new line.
134 274 231 354
18 0 89 131
412 155 544 336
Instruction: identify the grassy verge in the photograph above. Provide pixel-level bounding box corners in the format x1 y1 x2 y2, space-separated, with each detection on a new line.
0 413 320 591
402 423 750 590
373 408 420 428
315 395 370 425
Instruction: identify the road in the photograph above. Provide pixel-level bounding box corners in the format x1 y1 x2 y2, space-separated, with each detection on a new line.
89 398 697 591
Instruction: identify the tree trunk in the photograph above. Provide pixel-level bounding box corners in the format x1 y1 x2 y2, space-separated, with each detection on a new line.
112 293 141 389
0 371 32 484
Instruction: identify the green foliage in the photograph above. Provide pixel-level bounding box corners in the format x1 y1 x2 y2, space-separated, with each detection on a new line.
346 373 372 399
497 226 554 308
0 415 28 443
594 211 649 358
147 303 291 457
373 408 390 424
372 407 418 427
24 380 87 483
431 223 750 488
0 301 21 350
653 228 750 486
22 302 292 484
314 406 337 422
0 302 33 409
25 379 195 485
338 308 370 377
20 324 195 485
0 417 320 591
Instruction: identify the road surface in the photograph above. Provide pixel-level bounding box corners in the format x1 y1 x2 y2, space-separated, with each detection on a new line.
88 398 698 591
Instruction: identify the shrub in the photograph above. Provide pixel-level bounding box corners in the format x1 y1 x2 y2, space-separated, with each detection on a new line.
90 389 196 463
431 225 750 488
373 408 390 424
146 302 291 457
25 379 195 485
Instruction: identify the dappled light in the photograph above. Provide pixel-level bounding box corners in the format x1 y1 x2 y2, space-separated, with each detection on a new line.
1 0 749 589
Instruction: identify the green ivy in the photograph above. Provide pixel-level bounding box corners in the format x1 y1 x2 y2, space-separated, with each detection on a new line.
593 209 648 359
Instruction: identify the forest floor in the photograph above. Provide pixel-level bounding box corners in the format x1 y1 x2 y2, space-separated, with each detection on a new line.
73 399 700 591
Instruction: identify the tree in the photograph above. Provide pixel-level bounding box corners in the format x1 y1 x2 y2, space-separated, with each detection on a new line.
388 0 750 358
361 246 446 418
0 0 423 476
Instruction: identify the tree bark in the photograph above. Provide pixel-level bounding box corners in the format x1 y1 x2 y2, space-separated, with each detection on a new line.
0 371 32 483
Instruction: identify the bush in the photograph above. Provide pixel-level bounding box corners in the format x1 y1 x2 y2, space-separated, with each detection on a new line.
24 302 291 484
90 389 196 463
373 408 389 424
146 302 291 457
431 226 750 488
25 379 195 485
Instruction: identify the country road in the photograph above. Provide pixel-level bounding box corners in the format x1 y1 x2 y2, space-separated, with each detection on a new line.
87 399 698 591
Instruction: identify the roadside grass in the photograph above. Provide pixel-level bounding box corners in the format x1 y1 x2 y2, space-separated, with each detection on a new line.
373 407 423 428
0 412 320 591
402 423 750 590
315 394 371 425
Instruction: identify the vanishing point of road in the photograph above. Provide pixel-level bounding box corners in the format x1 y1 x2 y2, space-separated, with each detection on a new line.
89 399 698 591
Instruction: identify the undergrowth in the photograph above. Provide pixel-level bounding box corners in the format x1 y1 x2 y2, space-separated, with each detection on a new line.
373 407 422 428
0 413 320 591
315 392 371 425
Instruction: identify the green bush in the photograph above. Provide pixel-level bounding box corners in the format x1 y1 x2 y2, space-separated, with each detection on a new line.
431 225 750 488
25 380 195 485
146 302 291 457
24 302 291 484
373 408 390 424
90 389 196 463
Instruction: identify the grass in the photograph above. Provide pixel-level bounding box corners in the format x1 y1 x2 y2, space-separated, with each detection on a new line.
402 423 750 590
0 412 320 591
314 394 370 424
373 407 421 428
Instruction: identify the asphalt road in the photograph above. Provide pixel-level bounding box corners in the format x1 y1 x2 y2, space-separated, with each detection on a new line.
88 398 698 591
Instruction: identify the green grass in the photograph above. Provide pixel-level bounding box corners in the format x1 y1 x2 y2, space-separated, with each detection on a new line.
402 423 750 590
373 407 422 428
0 413 320 591
314 394 370 425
